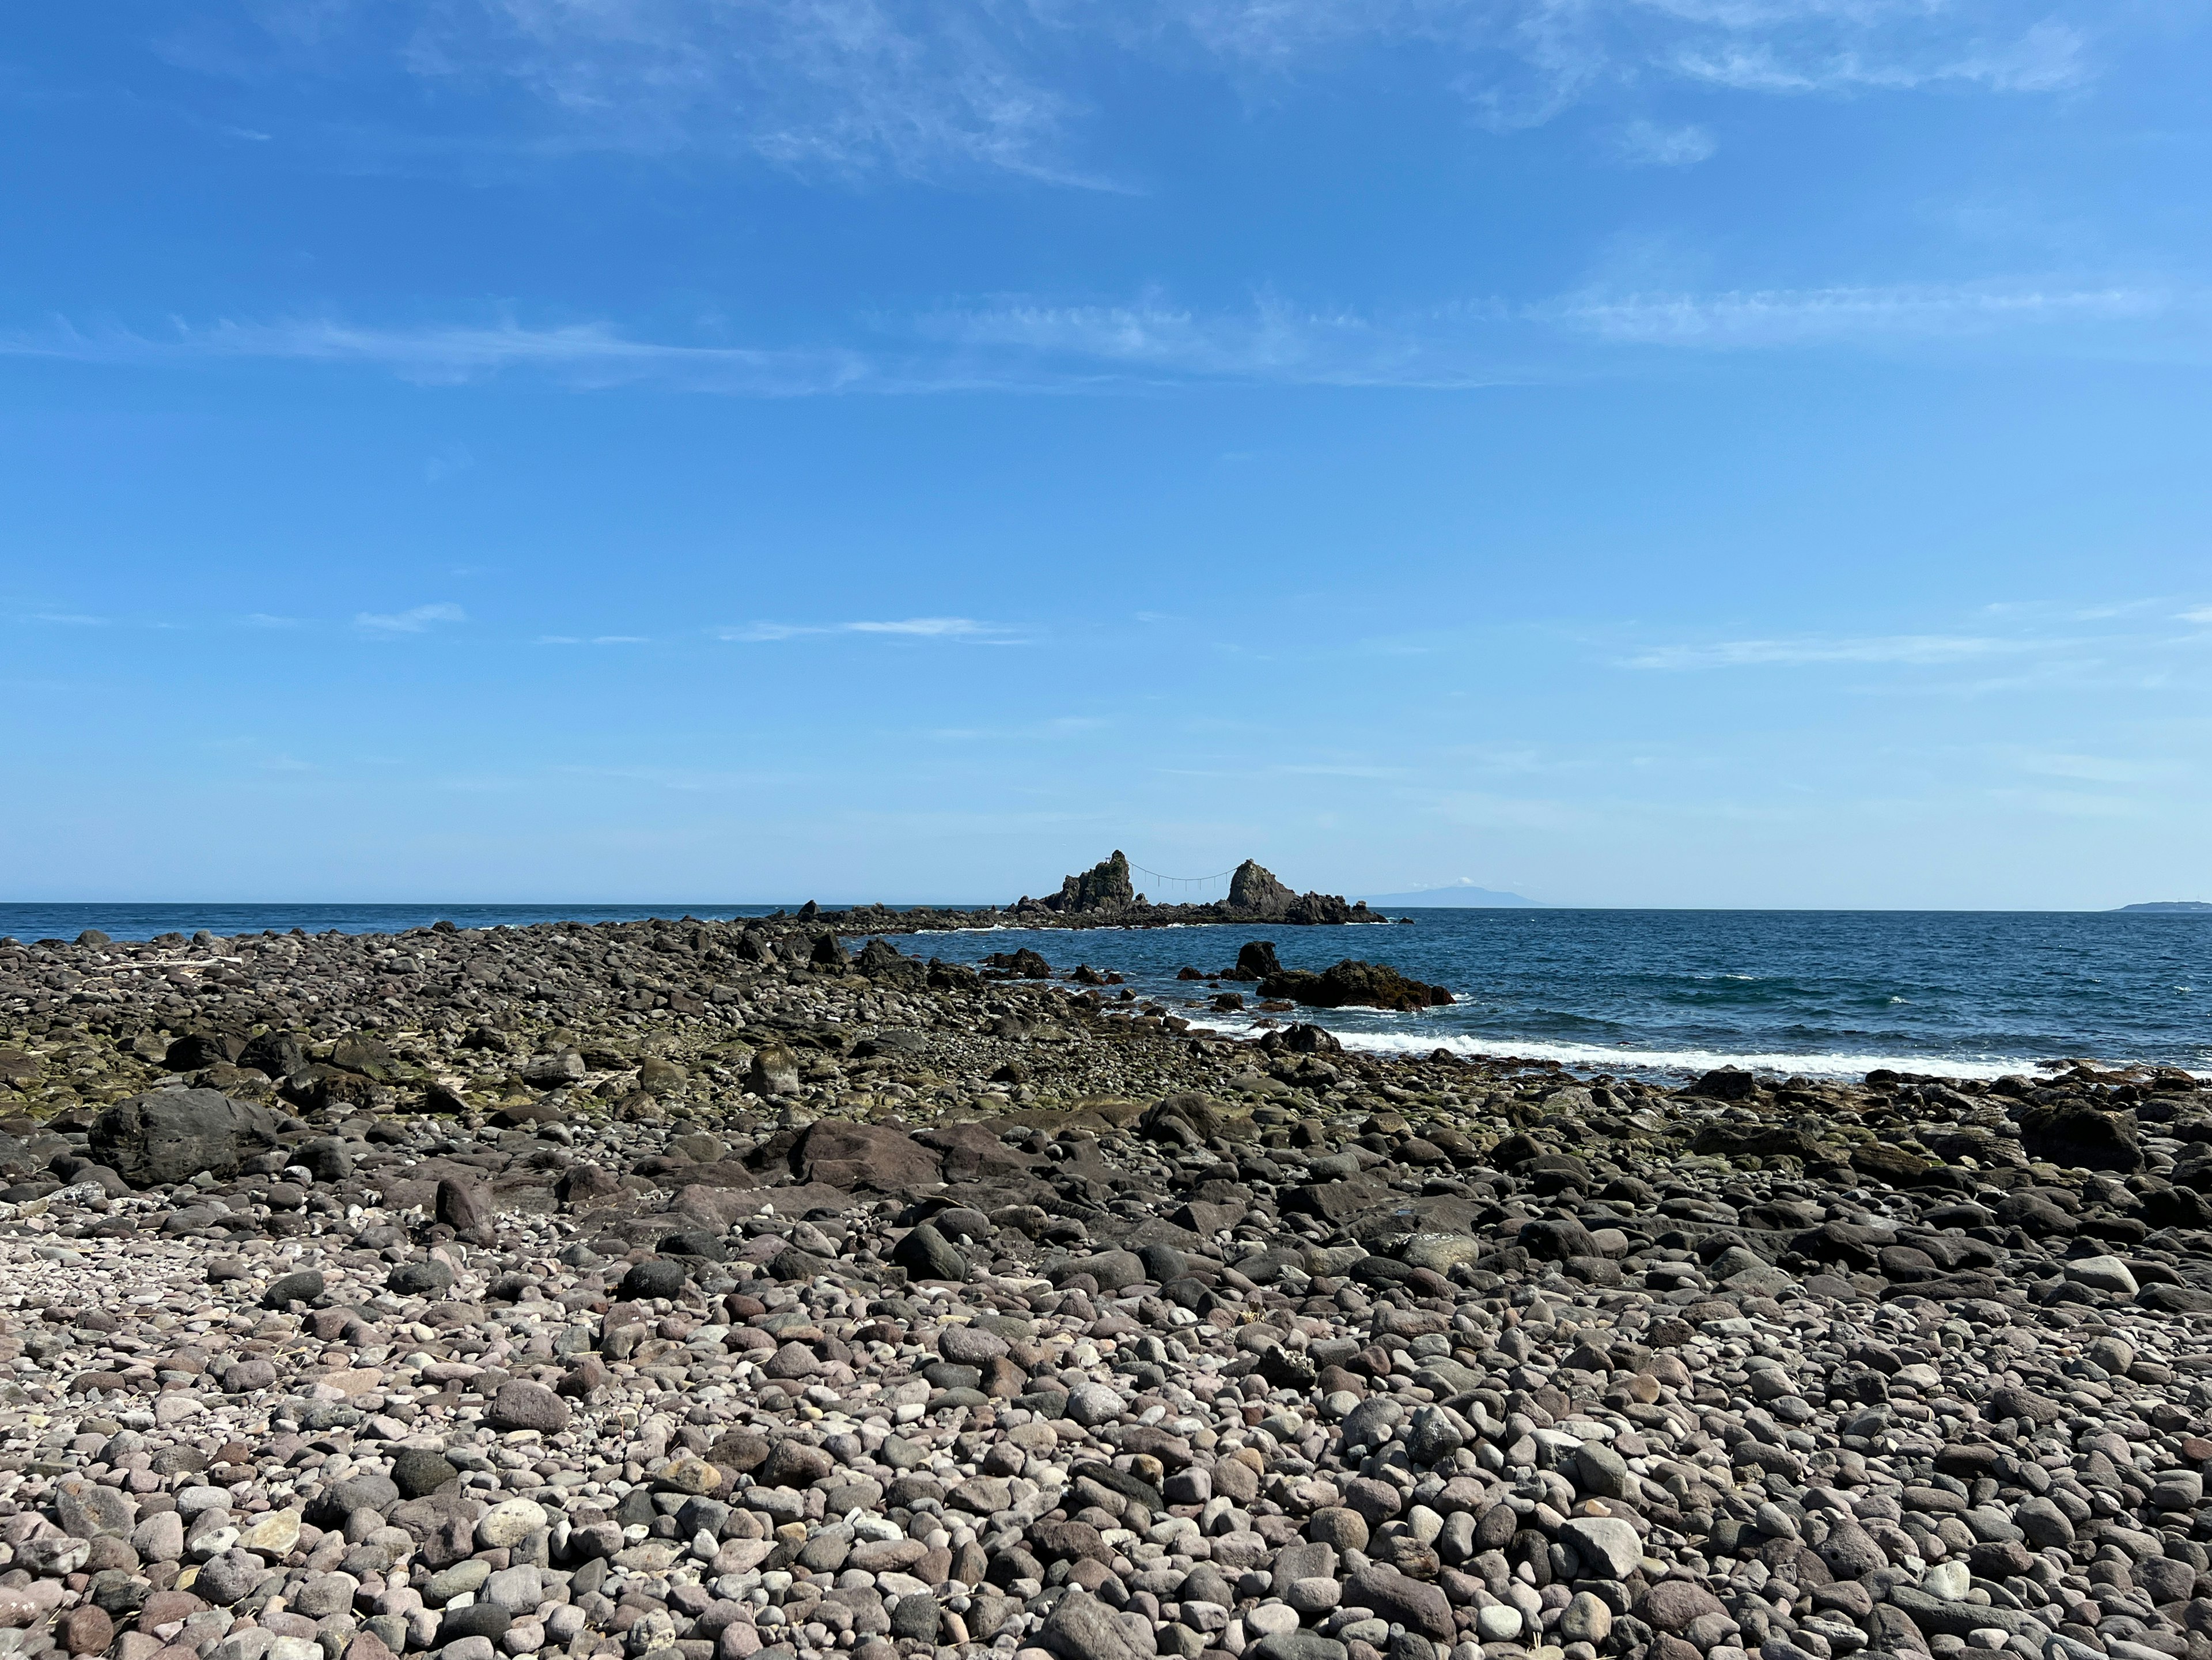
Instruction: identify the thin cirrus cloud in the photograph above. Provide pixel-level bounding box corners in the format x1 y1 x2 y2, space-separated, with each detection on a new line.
716 617 1018 643
196 0 1088 184
1617 606 2212 674
202 0 2103 180
1556 283 2182 349
536 635 650 645
0 316 873 395
5 278 2198 399
355 602 466 634
1623 634 2029 671
1612 120 1717 168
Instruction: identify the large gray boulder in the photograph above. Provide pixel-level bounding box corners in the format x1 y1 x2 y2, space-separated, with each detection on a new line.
90 1088 283 1188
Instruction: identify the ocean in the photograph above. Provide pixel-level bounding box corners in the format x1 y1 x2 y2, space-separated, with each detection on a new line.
3 903 2205 1082
887 908 2212 1082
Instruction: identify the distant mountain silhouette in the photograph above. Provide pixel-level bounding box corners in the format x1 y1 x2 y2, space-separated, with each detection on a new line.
1358 882 1544 909
2115 901 2212 913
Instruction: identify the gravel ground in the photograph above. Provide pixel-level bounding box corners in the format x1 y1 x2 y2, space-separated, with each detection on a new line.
1 912 2209 1660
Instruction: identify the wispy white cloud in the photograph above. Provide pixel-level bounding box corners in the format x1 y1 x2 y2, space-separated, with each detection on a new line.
1670 16 2085 97
717 616 1017 642
0 316 874 394
356 602 466 634
537 633 651 645
1556 282 2180 348
243 612 302 628
1153 0 2093 130
31 612 108 626
6 275 2199 399
1613 119 1716 167
912 292 1517 387
1623 604 2212 684
202 0 2103 186
1626 633 2025 671
845 617 997 636
2007 749 2180 786
200 0 1096 184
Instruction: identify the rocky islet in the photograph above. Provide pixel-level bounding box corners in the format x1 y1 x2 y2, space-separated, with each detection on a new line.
0 912 2207 1660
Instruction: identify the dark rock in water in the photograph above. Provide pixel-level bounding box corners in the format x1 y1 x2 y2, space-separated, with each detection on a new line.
1259 959 1452 1012
1229 860 1296 916
1222 860 1373 925
1227 941 1282 981
855 937 926 985
90 1088 282 1187
982 947 1054 979
1044 851 1137 915
2022 1100 2142 1172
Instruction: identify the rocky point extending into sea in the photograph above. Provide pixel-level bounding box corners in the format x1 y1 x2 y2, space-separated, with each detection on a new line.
0 869 2207 1660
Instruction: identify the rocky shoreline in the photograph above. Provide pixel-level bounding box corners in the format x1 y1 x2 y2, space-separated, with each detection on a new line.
0 910 2209 1660
810 854 1392 935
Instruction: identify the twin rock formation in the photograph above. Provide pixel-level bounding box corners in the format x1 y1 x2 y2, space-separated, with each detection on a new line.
1021 855 1381 928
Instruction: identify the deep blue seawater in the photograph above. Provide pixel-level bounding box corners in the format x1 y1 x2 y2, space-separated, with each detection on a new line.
885 909 2212 1082
2 903 2205 1081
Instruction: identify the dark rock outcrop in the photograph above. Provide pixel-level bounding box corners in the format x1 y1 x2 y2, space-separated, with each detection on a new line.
1043 852 1136 915
90 1088 283 1187
1226 941 1282 982
1222 860 1375 925
1257 959 1453 1012
2021 1099 2143 1172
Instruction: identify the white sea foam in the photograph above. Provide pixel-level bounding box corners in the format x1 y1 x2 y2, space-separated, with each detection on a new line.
1328 1031 2050 1080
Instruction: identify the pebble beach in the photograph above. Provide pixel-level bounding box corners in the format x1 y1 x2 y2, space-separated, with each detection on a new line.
0 902 2208 1660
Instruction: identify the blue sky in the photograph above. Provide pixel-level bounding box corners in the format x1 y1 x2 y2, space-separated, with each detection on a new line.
3 0 2209 908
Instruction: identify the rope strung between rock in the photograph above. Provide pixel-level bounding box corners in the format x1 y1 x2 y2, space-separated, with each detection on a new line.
1127 861 1241 890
